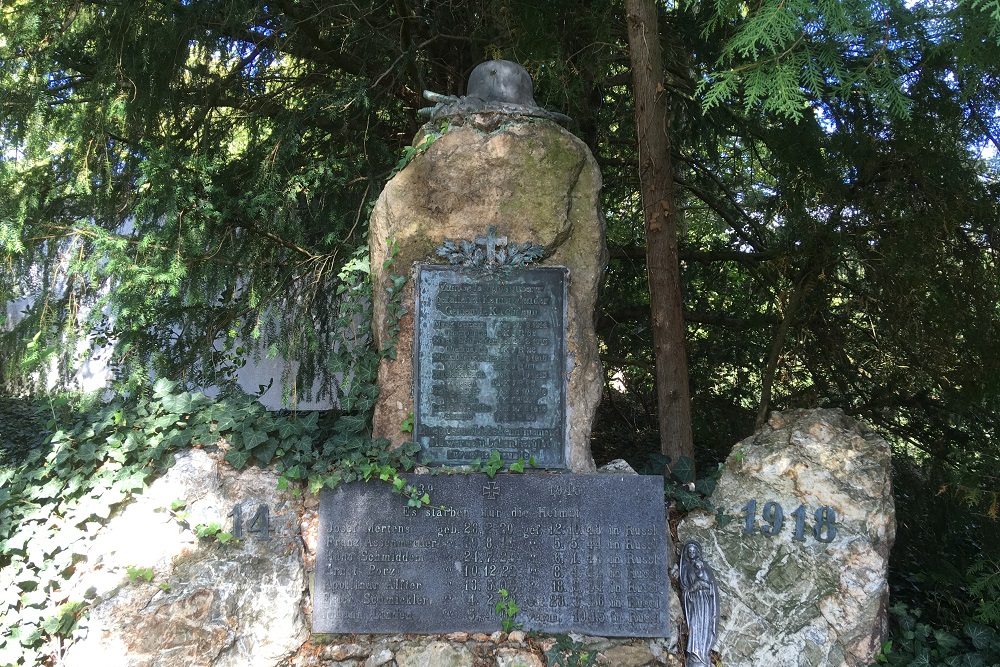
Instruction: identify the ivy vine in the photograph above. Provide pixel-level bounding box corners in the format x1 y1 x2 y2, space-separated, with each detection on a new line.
0 244 422 665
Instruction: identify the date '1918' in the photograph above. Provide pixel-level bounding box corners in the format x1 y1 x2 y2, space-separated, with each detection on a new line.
741 500 837 543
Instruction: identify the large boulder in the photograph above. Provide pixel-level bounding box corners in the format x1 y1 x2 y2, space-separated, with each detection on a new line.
368 116 607 472
63 449 308 667
677 409 895 667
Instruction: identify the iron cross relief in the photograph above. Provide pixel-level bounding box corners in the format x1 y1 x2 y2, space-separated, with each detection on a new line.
475 226 508 265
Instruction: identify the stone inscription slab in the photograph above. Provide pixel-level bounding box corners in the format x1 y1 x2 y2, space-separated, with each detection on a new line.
414 265 567 467
313 474 670 637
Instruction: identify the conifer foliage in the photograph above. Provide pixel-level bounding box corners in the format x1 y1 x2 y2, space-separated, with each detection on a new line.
1 2 999 661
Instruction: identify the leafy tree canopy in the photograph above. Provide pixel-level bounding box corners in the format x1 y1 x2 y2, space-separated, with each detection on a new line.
1 0 999 640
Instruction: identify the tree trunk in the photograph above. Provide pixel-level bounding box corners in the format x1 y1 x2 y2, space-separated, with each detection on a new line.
755 273 811 429
625 0 696 470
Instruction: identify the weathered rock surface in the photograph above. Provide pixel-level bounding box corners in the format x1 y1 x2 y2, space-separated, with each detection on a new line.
368 116 607 472
64 449 308 667
287 634 678 667
677 409 895 667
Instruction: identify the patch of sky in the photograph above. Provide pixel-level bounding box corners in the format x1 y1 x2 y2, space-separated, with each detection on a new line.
45 71 78 102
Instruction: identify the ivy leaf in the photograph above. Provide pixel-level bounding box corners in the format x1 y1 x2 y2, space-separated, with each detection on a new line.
277 419 302 439
933 629 961 652
694 476 718 496
117 469 148 492
225 449 251 469
77 441 98 462
252 439 279 464
161 391 193 414
964 623 994 650
670 456 696 484
335 414 368 435
241 428 268 450
215 412 237 432
152 378 178 398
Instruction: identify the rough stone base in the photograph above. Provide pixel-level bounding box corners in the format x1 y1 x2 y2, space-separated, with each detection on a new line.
54 452 685 667
284 633 681 667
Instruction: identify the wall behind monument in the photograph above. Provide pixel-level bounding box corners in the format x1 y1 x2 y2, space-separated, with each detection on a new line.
3 282 337 410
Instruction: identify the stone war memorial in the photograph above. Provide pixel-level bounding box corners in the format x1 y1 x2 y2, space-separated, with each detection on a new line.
54 61 895 667
314 58 675 646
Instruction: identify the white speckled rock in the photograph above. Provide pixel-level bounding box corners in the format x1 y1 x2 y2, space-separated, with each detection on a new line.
63 449 308 667
597 458 638 475
394 640 473 667
677 409 895 667
495 647 545 667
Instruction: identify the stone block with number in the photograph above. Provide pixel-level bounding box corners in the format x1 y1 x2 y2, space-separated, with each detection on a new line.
677 409 895 667
62 449 308 667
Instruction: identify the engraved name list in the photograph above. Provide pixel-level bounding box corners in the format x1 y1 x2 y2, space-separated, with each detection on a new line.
313 474 670 636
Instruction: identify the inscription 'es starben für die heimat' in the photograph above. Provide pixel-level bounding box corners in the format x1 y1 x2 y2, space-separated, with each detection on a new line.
313 474 670 636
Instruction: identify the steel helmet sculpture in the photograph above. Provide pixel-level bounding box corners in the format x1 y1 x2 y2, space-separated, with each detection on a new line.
418 60 571 125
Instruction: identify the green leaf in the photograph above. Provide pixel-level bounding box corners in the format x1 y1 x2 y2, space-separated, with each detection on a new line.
335 413 368 435
670 456 696 484
152 378 178 397
964 623 994 650
215 413 237 432
277 419 303 440
252 439 279 464
400 412 414 434
225 449 251 469
76 441 98 462
242 428 268 450
308 476 325 494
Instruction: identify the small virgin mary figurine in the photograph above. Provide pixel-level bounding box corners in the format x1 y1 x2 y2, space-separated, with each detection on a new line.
680 540 719 667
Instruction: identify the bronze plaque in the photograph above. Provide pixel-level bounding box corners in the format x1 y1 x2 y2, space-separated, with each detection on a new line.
414 265 567 467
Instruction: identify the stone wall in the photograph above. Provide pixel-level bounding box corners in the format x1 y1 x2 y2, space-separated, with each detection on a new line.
286 634 678 667
51 410 893 667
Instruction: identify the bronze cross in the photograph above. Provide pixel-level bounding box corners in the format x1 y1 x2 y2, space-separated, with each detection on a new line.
474 225 508 265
